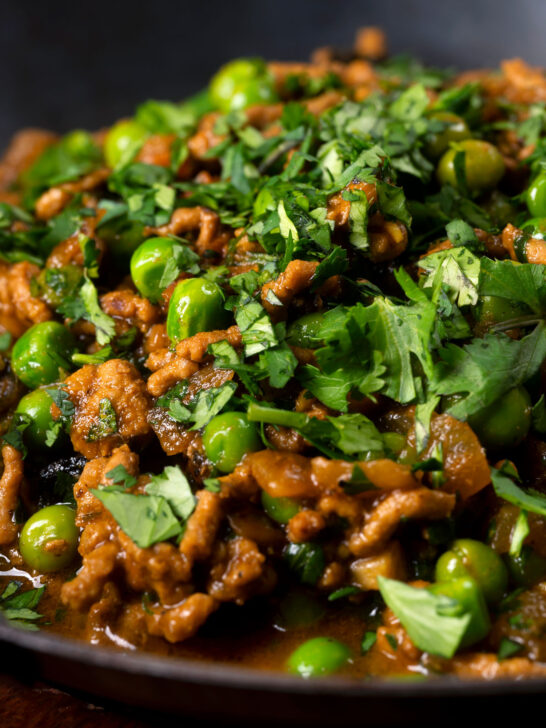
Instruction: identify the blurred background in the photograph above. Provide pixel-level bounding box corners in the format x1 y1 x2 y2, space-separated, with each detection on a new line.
1 0 544 145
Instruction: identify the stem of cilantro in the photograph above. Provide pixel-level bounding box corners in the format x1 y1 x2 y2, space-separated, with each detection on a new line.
246 401 308 429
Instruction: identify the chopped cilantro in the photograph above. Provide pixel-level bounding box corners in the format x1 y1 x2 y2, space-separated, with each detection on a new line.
86 398 117 442
360 630 377 655
0 581 46 630
497 637 523 661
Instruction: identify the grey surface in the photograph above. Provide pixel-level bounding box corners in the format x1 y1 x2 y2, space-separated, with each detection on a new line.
0 0 545 146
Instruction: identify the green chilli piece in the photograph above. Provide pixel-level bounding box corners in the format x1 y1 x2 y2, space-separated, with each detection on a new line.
166 277 229 344
19 505 79 573
131 237 187 302
286 312 325 349
14 389 64 451
202 412 260 473
424 111 471 159
261 491 300 524
436 139 505 192
287 637 352 678
435 539 508 604
427 577 490 648
104 119 149 168
526 171 546 218
11 321 76 389
468 386 532 450
209 58 278 113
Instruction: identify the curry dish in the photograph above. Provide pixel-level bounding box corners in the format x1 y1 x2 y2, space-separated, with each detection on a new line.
1 28 546 680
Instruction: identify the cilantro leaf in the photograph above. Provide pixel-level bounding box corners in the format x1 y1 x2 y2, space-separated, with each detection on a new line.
377 576 471 659
105 464 137 489
235 300 278 357
433 324 546 420
90 488 182 548
445 219 480 249
479 258 546 315
190 381 237 430
418 247 481 307
146 465 196 521
257 344 298 389
491 465 546 518
352 273 436 403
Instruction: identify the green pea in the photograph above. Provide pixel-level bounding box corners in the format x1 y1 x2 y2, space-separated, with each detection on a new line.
273 590 326 630
505 545 546 588
14 389 65 451
34 265 84 309
287 637 352 678
166 277 229 344
526 171 546 218
12 321 76 389
286 312 325 349
19 505 79 573
99 218 145 263
209 58 278 113
261 491 300 524
435 539 508 604
437 139 505 192
522 218 546 241
179 88 216 120
131 237 185 302
104 119 149 168
428 577 490 648
468 386 531 450
202 412 260 473
228 77 279 112
481 190 518 228
383 432 407 457
424 111 471 159
284 542 325 586
474 295 531 332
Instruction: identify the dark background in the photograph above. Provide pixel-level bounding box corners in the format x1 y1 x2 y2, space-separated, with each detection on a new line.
1 0 545 146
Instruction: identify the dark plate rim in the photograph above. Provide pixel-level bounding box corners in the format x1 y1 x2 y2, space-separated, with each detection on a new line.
2 617 546 698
